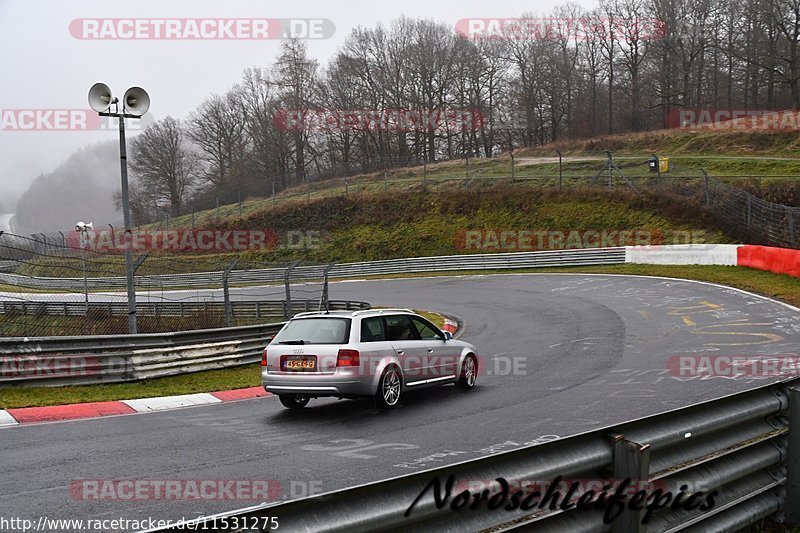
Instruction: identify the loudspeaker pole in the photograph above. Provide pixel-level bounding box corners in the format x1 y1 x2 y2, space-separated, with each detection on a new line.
89 82 150 335
117 114 137 334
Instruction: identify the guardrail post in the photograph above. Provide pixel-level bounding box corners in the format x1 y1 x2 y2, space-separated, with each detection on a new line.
283 261 299 319
611 435 650 533
319 263 334 312
746 196 752 229
556 149 562 191
786 386 800 525
223 259 240 328
701 170 710 207
131 253 148 323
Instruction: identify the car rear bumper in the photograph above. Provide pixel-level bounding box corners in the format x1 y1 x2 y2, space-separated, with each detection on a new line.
262 370 375 397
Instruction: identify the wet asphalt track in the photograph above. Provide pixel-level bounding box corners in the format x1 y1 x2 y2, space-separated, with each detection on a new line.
1 273 799 531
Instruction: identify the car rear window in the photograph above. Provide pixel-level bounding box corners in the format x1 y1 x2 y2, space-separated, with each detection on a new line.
273 318 350 345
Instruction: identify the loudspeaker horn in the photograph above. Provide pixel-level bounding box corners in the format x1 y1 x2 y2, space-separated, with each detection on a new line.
122 86 150 116
88 82 114 113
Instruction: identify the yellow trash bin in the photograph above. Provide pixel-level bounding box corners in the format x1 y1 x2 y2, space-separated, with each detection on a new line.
658 157 669 173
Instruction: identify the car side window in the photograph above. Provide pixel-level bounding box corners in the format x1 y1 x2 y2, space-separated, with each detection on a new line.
360 317 386 342
410 316 442 340
385 315 420 341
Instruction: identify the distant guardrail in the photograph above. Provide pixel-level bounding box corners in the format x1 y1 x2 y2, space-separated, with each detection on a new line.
0 299 369 319
0 299 370 388
0 248 627 291
145 378 799 533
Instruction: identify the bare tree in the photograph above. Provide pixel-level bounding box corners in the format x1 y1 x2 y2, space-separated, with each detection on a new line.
273 38 320 183
129 116 197 216
187 92 249 190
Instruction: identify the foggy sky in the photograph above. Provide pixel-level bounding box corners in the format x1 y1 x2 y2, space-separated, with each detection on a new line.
0 0 592 211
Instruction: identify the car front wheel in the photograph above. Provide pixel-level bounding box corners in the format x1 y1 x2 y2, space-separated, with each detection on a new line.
279 394 310 409
457 354 477 390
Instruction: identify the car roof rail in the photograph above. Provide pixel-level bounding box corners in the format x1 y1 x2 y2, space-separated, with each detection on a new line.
292 311 327 317
351 308 414 316
292 310 354 318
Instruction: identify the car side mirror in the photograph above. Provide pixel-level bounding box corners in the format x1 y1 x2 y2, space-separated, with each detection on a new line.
443 331 453 341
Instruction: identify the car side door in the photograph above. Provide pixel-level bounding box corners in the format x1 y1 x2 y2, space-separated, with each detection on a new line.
384 314 428 385
409 315 460 380
358 316 394 378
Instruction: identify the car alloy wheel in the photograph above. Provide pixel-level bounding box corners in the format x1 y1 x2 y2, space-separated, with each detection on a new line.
458 354 477 390
377 367 401 409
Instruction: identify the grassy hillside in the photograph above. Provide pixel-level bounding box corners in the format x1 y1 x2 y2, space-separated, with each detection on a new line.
147 129 800 233
212 185 731 264
14 184 734 279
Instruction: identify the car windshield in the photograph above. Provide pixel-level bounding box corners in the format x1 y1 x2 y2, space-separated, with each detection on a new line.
272 317 350 345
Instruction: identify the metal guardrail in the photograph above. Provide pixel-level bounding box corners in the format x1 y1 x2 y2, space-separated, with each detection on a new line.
0 299 370 387
0 299 369 318
146 378 799 533
0 322 283 387
0 248 627 291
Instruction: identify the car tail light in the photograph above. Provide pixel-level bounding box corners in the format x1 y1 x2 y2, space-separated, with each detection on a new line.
336 349 360 367
261 349 268 367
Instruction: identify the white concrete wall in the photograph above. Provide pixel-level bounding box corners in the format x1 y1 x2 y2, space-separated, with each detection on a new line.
625 244 741 266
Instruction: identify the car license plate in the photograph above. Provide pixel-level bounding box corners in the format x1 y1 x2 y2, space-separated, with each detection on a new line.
283 356 316 371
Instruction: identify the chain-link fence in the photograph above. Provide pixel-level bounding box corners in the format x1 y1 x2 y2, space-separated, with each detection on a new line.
0 232 346 337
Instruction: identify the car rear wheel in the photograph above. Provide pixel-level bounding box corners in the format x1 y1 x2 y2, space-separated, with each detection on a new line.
375 366 402 409
457 354 477 390
279 394 310 409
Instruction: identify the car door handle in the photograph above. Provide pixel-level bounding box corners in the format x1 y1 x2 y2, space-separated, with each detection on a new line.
427 348 434 353
396 350 404 355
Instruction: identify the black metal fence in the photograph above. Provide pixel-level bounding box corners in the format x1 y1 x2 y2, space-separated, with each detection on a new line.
0 232 335 337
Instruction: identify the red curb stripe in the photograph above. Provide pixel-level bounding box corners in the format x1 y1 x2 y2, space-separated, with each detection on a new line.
211 387 271 402
8 401 136 424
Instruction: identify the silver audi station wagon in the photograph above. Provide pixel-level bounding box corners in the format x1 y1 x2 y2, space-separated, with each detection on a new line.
261 309 479 409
